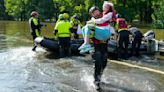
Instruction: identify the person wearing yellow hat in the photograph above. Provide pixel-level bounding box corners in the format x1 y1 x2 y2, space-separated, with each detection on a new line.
54 13 73 57
63 13 69 20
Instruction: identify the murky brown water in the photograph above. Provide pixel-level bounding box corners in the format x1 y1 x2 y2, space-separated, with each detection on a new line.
0 21 163 92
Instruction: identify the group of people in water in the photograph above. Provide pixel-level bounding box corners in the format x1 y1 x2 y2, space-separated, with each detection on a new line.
29 1 143 90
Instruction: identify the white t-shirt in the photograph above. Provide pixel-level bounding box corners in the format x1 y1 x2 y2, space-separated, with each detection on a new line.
92 12 115 34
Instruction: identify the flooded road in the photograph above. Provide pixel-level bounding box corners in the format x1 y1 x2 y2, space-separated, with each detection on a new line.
0 21 164 92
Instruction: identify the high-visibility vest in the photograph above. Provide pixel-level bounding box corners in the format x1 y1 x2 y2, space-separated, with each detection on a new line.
54 20 72 37
29 17 40 36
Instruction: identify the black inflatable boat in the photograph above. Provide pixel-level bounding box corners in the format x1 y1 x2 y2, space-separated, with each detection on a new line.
35 37 84 55
34 30 157 55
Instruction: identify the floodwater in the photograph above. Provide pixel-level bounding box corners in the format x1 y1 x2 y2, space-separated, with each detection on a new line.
0 21 164 92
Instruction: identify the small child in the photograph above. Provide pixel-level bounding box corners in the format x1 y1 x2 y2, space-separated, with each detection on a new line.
79 1 115 54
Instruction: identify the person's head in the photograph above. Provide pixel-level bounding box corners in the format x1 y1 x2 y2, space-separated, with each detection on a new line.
89 6 101 18
63 13 69 20
31 11 39 18
72 14 80 20
103 1 114 14
58 14 64 20
116 14 121 18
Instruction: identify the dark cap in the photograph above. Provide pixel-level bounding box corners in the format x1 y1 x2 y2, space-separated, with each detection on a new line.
72 14 80 20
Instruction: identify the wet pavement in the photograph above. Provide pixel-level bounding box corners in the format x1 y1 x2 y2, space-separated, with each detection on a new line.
0 21 164 92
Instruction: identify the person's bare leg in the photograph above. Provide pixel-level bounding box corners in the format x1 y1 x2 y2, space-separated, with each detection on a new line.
84 35 90 44
79 25 91 50
78 35 90 50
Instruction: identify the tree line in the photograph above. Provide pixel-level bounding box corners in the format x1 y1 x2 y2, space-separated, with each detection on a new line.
0 0 163 28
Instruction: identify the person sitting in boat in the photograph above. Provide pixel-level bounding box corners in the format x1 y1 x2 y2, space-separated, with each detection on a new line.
29 11 44 51
54 14 73 57
128 27 143 57
78 1 116 54
70 14 82 39
116 18 131 60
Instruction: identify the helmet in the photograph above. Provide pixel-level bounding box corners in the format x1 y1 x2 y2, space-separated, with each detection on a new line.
72 14 80 20
63 13 69 19
31 11 38 17
89 6 99 14
116 14 121 18
58 14 64 20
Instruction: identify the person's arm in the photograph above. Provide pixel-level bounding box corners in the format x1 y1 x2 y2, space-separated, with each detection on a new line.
33 18 43 28
53 30 58 36
92 12 113 24
54 23 59 38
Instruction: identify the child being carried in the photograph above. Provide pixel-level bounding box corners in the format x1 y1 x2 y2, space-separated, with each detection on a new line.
79 1 116 54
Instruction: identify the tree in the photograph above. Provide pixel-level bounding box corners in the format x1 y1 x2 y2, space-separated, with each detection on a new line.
3 0 161 25
115 0 156 23
0 0 8 20
26 0 54 20
4 0 28 20
4 0 54 21
152 0 164 29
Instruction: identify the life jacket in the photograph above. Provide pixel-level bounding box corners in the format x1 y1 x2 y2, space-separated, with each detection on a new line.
116 18 128 32
112 10 116 23
55 20 72 37
29 17 40 36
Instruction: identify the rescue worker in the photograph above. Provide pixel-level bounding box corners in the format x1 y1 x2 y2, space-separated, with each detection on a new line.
70 14 82 39
89 6 110 90
79 1 115 54
29 11 43 51
116 18 130 59
129 27 143 57
54 14 72 57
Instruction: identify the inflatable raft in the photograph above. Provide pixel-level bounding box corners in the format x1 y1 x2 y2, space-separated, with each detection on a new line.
35 37 83 55
34 30 158 55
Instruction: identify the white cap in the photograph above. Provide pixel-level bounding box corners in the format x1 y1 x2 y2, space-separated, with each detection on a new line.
103 1 114 9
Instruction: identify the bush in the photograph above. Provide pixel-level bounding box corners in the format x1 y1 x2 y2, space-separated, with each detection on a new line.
153 20 164 29
152 1 164 29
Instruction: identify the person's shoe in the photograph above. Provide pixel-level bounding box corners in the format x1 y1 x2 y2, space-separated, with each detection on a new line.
89 47 94 54
79 47 93 54
32 46 37 51
94 81 100 90
78 44 91 50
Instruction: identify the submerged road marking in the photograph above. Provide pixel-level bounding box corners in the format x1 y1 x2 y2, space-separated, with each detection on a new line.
109 60 164 75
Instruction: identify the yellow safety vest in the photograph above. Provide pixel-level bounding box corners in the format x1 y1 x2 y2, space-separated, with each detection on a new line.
54 20 72 37
29 17 40 36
